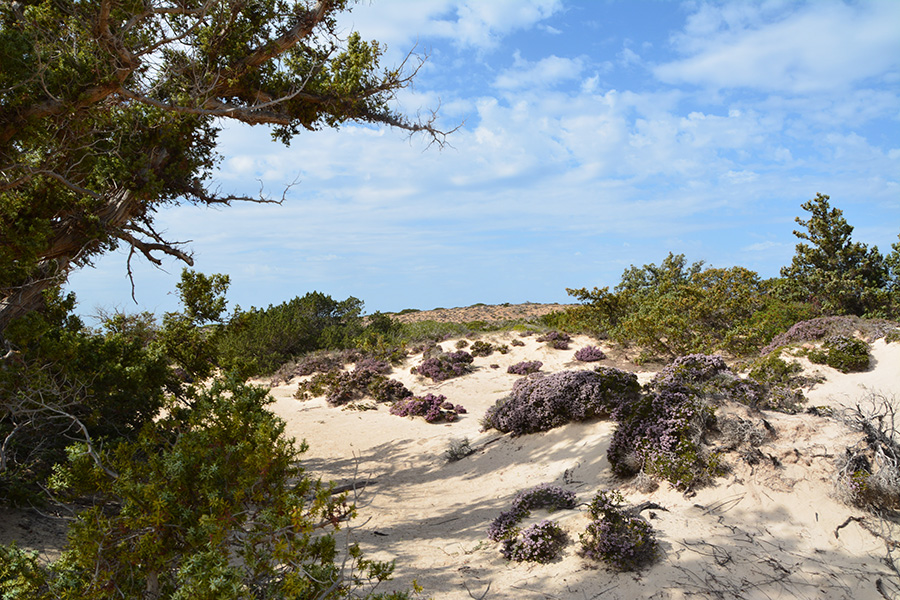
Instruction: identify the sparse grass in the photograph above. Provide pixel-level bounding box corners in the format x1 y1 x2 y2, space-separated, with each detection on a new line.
445 437 476 462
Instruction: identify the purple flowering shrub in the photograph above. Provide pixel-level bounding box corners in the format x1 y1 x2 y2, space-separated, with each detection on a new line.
487 483 577 542
295 361 410 407
507 360 543 375
411 351 474 381
501 521 568 563
353 358 392 374
389 393 466 423
608 356 726 490
761 315 897 355
488 485 576 562
808 335 870 373
607 387 722 489
574 345 606 362
537 330 571 350
484 369 641 436
579 490 657 571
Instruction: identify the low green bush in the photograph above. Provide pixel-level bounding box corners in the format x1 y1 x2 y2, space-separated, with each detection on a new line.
808 335 870 373
7 377 413 599
217 292 365 376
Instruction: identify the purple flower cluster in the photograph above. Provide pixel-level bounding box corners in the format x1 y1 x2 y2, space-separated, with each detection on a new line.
574 345 606 362
411 351 474 381
296 360 409 407
579 490 658 571
758 315 895 355
537 330 571 350
507 360 543 375
353 357 392 375
500 520 568 563
484 369 640 436
609 356 725 489
389 393 467 423
487 483 577 542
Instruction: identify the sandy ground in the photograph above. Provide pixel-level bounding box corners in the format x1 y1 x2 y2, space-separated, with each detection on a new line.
2 306 898 599
263 330 900 600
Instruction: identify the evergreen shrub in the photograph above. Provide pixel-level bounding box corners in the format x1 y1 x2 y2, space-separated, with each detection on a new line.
808 335 870 373
470 340 494 357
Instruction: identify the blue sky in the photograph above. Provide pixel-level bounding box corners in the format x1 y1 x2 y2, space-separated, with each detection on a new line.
67 0 900 320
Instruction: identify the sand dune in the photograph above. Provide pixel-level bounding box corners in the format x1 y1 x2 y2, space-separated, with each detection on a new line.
266 332 900 600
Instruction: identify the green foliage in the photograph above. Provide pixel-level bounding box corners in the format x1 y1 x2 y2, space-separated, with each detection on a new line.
445 437 475 462
217 292 365 376
0 290 173 502
397 320 472 344
743 354 809 412
0 543 45 599
0 0 441 333
808 335 870 373
469 340 494 357
3 376 412 599
779 194 890 316
568 254 794 359
175 271 230 324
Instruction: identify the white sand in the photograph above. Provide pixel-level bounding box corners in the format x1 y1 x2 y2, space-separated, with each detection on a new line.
265 334 900 600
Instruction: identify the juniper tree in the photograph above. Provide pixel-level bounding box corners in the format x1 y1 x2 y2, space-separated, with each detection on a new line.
0 0 448 337
779 193 887 316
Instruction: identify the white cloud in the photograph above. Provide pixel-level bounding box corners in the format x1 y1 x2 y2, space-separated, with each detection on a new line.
655 1 900 93
343 0 563 56
493 53 585 89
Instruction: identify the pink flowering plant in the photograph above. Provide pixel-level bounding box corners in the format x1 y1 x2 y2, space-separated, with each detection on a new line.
506 360 542 375
389 393 466 423
484 368 641 436
574 345 606 362
500 521 568 563
487 484 577 563
607 355 725 490
536 330 571 350
579 490 658 571
411 350 474 381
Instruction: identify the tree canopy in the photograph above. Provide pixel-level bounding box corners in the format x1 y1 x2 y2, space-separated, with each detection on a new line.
779 193 889 316
0 0 447 336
